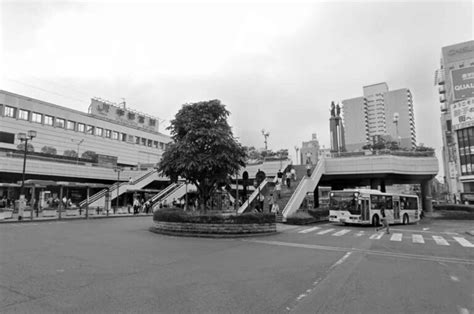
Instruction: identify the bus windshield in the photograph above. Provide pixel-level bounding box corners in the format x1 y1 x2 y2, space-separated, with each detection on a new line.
329 192 359 214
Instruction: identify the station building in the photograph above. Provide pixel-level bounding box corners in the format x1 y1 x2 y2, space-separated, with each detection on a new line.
436 40 474 203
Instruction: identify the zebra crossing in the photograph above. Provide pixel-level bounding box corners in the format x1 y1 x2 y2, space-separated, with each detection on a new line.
291 226 474 248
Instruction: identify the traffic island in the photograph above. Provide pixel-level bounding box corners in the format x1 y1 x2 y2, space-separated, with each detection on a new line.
150 208 277 238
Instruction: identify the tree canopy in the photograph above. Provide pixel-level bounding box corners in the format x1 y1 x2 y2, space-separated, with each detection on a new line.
41 146 57 155
158 99 247 210
17 143 34 153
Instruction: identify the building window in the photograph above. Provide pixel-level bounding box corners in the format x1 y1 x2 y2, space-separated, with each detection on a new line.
457 127 474 176
44 115 54 126
77 123 85 132
0 131 15 144
66 121 76 130
135 136 140 144
18 109 29 121
112 131 119 140
147 139 152 147
86 125 94 135
4 106 16 118
105 129 111 138
141 138 147 146
56 118 65 128
32 112 42 124
159 142 164 149
121 133 127 142
95 127 103 136
153 141 158 148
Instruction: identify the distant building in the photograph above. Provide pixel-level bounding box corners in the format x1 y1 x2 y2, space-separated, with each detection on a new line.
342 82 416 151
436 40 474 202
300 133 320 165
329 101 345 152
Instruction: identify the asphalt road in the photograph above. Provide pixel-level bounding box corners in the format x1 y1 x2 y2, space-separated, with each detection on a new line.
0 217 472 314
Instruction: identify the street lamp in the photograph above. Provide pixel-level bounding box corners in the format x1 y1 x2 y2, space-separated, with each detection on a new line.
71 139 84 164
261 129 270 151
393 112 400 147
113 167 122 214
18 130 37 221
294 146 299 165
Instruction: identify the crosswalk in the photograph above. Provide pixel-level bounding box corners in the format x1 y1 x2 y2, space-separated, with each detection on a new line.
290 226 474 248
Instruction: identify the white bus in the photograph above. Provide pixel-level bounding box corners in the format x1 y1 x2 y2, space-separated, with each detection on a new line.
329 189 421 226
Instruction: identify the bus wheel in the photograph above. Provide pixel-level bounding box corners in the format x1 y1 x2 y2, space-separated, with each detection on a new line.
403 214 409 225
372 215 379 227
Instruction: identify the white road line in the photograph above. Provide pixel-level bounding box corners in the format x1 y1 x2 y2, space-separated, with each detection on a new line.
370 233 384 240
453 237 474 248
332 229 350 236
330 252 352 269
317 228 335 235
298 226 321 234
354 231 365 237
433 236 450 246
450 275 460 282
390 233 403 241
423 228 429 231
412 234 424 244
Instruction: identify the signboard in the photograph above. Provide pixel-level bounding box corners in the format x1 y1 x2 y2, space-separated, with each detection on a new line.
448 162 457 179
451 98 474 130
89 99 159 133
452 66 474 101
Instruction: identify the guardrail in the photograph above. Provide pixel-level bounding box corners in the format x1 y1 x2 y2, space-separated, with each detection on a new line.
330 150 435 158
237 178 269 214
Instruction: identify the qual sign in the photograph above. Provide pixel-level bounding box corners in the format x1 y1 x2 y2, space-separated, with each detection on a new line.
452 66 474 101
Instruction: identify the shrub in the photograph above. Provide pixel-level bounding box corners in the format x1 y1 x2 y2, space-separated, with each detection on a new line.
308 208 329 219
285 211 318 225
434 204 474 212
153 208 275 224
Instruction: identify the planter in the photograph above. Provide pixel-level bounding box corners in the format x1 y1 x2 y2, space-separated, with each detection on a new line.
152 221 276 236
66 208 79 216
43 209 57 217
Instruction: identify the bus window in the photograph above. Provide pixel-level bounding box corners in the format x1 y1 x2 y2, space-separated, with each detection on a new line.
330 192 359 214
385 196 393 209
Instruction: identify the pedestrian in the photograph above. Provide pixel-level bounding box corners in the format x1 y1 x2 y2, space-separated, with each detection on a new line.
258 193 265 211
133 198 140 215
277 169 283 184
376 206 390 234
286 172 291 188
305 152 312 165
275 182 281 199
291 167 296 181
267 193 274 212
271 202 280 214
128 177 133 184
306 164 311 177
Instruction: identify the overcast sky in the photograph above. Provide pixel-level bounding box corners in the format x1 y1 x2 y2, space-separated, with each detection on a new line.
1 0 473 177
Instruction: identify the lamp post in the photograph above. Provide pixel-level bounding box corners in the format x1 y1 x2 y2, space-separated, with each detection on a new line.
18 130 37 221
294 146 299 165
71 139 84 164
113 167 122 214
261 129 270 151
393 112 400 147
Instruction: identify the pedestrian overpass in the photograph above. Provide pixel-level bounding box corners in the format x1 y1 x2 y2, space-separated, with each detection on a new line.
282 152 439 221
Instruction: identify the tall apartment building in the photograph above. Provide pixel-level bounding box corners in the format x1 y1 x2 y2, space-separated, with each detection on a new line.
436 40 474 203
342 83 416 151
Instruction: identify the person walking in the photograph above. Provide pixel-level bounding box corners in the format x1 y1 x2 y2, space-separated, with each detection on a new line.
133 198 140 215
291 167 296 181
267 193 275 213
275 182 281 199
285 171 291 188
376 206 390 234
277 169 283 185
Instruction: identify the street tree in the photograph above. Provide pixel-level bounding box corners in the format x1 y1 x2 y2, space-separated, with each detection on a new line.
41 146 57 155
63 150 78 158
81 150 98 161
16 143 34 153
158 99 247 211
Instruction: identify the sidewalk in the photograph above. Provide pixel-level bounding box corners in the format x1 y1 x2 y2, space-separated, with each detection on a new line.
0 208 153 224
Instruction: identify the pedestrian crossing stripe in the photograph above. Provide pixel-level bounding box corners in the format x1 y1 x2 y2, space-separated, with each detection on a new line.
369 233 384 240
354 231 365 237
333 229 351 236
432 236 449 246
412 234 424 244
453 237 474 248
316 228 334 235
298 226 320 234
390 233 403 241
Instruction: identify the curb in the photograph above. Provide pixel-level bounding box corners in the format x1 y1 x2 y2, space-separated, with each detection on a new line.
0 214 154 224
149 226 279 238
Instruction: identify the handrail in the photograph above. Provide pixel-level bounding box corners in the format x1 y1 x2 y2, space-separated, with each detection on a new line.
237 178 268 214
150 183 177 204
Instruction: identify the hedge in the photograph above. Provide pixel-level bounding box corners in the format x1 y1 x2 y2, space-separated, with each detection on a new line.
153 208 275 224
433 204 474 212
285 211 318 225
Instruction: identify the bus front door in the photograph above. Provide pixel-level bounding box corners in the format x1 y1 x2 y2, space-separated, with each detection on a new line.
361 199 369 221
394 200 400 220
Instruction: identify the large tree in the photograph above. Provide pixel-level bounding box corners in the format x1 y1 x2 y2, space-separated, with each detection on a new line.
158 100 247 210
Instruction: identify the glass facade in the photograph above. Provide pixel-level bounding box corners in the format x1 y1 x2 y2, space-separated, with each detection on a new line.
457 127 474 175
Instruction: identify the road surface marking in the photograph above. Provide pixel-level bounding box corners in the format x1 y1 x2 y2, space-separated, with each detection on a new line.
412 234 424 244
458 307 469 314
370 233 384 239
332 229 350 236
317 228 334 235
298 226 321 233
390 233 403 241
453 237 474 248
330 252 352 269
450 275 459 282
391 228 458 235
433 236 450 246
354 231 364 237
244 239 474 265
423 228 429 231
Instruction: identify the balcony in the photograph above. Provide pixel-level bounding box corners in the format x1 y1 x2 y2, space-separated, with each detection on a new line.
440 95 446 103
439 86 446 94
